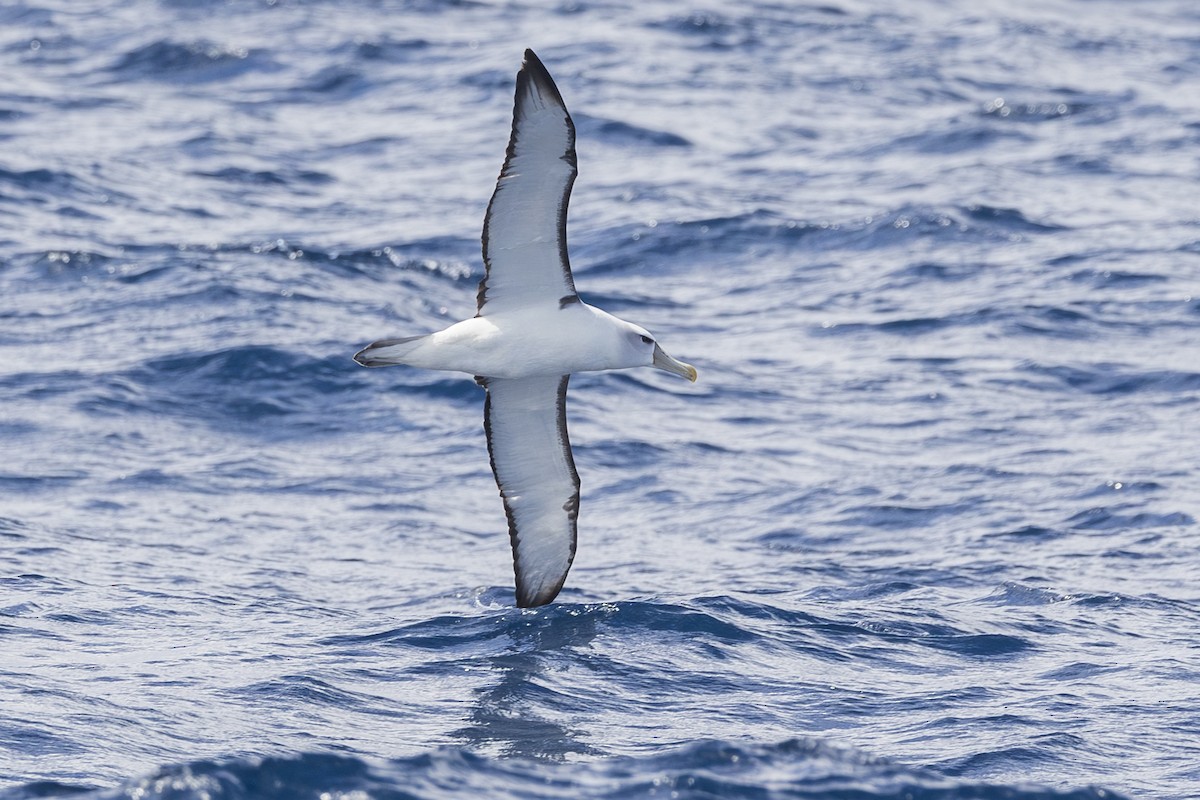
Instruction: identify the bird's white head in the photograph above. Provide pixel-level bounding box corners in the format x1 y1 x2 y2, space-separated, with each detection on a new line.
618 321 698 382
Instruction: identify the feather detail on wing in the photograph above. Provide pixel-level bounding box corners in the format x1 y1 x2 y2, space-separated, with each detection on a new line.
480 374 579 607
477 49 579 316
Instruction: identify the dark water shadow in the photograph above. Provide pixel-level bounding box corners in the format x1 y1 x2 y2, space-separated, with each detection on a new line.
449 603 605 760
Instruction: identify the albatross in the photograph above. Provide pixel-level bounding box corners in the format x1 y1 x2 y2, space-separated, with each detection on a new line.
354 49 697 607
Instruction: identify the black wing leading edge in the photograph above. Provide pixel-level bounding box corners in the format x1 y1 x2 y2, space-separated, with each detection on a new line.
481 374 580 607
477 49 580 315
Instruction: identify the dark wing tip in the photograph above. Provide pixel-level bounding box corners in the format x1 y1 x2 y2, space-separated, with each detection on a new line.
522 48 545 76
509 484 577 609
516 582 566 608
518 48 569 112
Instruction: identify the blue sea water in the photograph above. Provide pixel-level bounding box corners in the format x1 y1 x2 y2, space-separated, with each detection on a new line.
2 0 1199 798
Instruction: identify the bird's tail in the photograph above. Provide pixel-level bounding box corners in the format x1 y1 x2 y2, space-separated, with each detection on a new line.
353 335 430 367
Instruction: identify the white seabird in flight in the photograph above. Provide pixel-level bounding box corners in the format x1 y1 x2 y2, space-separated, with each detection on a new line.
354 49 697 608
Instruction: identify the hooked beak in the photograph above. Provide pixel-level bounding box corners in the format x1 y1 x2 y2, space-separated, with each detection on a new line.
652 343 698 383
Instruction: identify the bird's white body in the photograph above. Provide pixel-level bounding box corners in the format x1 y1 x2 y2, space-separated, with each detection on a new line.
368 303 657 380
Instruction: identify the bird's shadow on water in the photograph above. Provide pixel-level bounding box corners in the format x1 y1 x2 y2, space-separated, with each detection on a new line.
449 593 609 760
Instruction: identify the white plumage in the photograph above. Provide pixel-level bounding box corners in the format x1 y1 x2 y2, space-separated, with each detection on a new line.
355 49 696 607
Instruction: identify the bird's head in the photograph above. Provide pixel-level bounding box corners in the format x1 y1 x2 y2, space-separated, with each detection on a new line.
621 323 697 382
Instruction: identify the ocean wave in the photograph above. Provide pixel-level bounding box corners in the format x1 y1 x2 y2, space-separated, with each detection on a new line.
74 345 356 432
1019 363 1200 396
577 113 692 148
106 39 272 83
0 739 1127 800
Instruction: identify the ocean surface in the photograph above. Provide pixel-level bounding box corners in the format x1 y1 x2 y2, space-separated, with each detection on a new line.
2 1 1198 798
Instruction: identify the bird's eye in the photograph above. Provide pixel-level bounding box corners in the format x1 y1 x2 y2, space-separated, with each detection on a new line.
640 335 653 345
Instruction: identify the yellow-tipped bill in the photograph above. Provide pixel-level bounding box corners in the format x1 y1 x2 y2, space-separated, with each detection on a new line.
652 344 698 382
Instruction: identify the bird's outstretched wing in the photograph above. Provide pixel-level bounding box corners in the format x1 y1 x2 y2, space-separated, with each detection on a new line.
477 49 579 316
480 374 579 607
